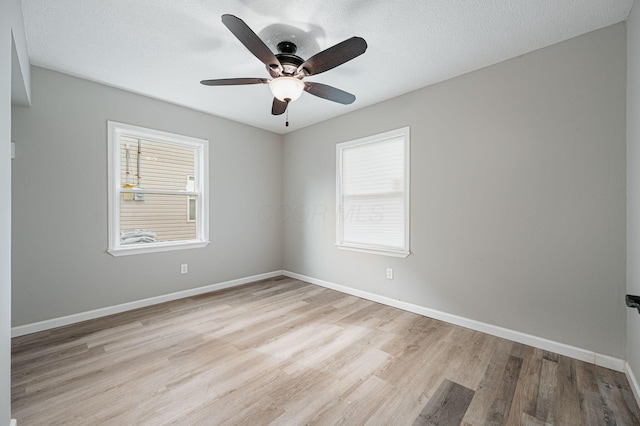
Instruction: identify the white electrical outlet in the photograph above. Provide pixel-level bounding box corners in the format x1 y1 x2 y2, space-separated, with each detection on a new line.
386 268 393 280
181 264 188 274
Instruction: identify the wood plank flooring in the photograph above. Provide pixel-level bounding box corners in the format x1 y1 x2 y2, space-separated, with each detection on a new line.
11 276 640 425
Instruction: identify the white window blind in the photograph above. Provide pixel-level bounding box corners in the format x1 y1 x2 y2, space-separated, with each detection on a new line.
336 127 410 257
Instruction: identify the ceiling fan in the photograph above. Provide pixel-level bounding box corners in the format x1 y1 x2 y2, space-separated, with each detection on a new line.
201 14 368 118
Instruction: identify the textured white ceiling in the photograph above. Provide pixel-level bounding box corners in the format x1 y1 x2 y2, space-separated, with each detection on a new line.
21 0 634 134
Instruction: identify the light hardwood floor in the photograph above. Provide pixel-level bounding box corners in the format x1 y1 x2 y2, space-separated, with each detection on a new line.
11 276 640 425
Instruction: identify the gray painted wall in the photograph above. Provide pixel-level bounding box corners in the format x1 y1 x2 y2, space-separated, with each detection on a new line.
628 3 640 384
3 0 30 422
0 30 11 426
283 24 627 358
11 67 283 326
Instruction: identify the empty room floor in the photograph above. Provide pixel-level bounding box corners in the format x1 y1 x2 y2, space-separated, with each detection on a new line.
11 276 640 425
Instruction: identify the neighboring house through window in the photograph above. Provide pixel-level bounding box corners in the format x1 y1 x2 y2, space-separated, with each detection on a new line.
187 175 196 223
107 121 209 256
336 126 410 258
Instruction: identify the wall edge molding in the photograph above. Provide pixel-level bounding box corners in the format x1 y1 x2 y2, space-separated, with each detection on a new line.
282 270 627 373
11 270 283 337
626 362 640 407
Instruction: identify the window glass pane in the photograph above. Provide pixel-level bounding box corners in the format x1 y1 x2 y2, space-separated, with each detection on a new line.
120 137 195 191
120 193 197 243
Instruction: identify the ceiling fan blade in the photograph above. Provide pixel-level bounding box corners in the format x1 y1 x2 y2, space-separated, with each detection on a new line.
297 37 367 76
200 78 268 86
221 14 282 74
272 98 288 115
304 82 356 104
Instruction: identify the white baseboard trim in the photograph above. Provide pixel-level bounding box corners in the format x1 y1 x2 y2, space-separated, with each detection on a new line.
626 362 640 406
11 268 629 375
283 270 627 373
11 270 283 337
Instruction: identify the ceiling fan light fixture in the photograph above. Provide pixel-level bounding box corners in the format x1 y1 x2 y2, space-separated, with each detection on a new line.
269 77 305 102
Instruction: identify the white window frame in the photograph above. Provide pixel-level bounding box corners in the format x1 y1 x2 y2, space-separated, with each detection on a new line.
336 126 410 258
107 121 209 256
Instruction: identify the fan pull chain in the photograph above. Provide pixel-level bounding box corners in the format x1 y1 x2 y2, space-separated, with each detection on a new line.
285 107 289 127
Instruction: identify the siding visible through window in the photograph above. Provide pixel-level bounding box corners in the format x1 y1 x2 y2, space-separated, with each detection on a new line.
119 138 197 242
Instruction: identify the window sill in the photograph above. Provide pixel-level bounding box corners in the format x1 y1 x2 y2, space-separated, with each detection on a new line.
336 244 410 258
108 240 210 257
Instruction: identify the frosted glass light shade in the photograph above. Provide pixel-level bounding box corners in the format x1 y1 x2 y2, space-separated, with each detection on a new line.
269 77 305 102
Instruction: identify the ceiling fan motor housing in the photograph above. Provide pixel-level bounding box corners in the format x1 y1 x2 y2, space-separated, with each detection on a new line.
274 41 304 76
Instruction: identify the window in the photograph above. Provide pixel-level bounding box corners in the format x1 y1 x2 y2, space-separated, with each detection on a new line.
107 121 209 256
336 127 410 257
